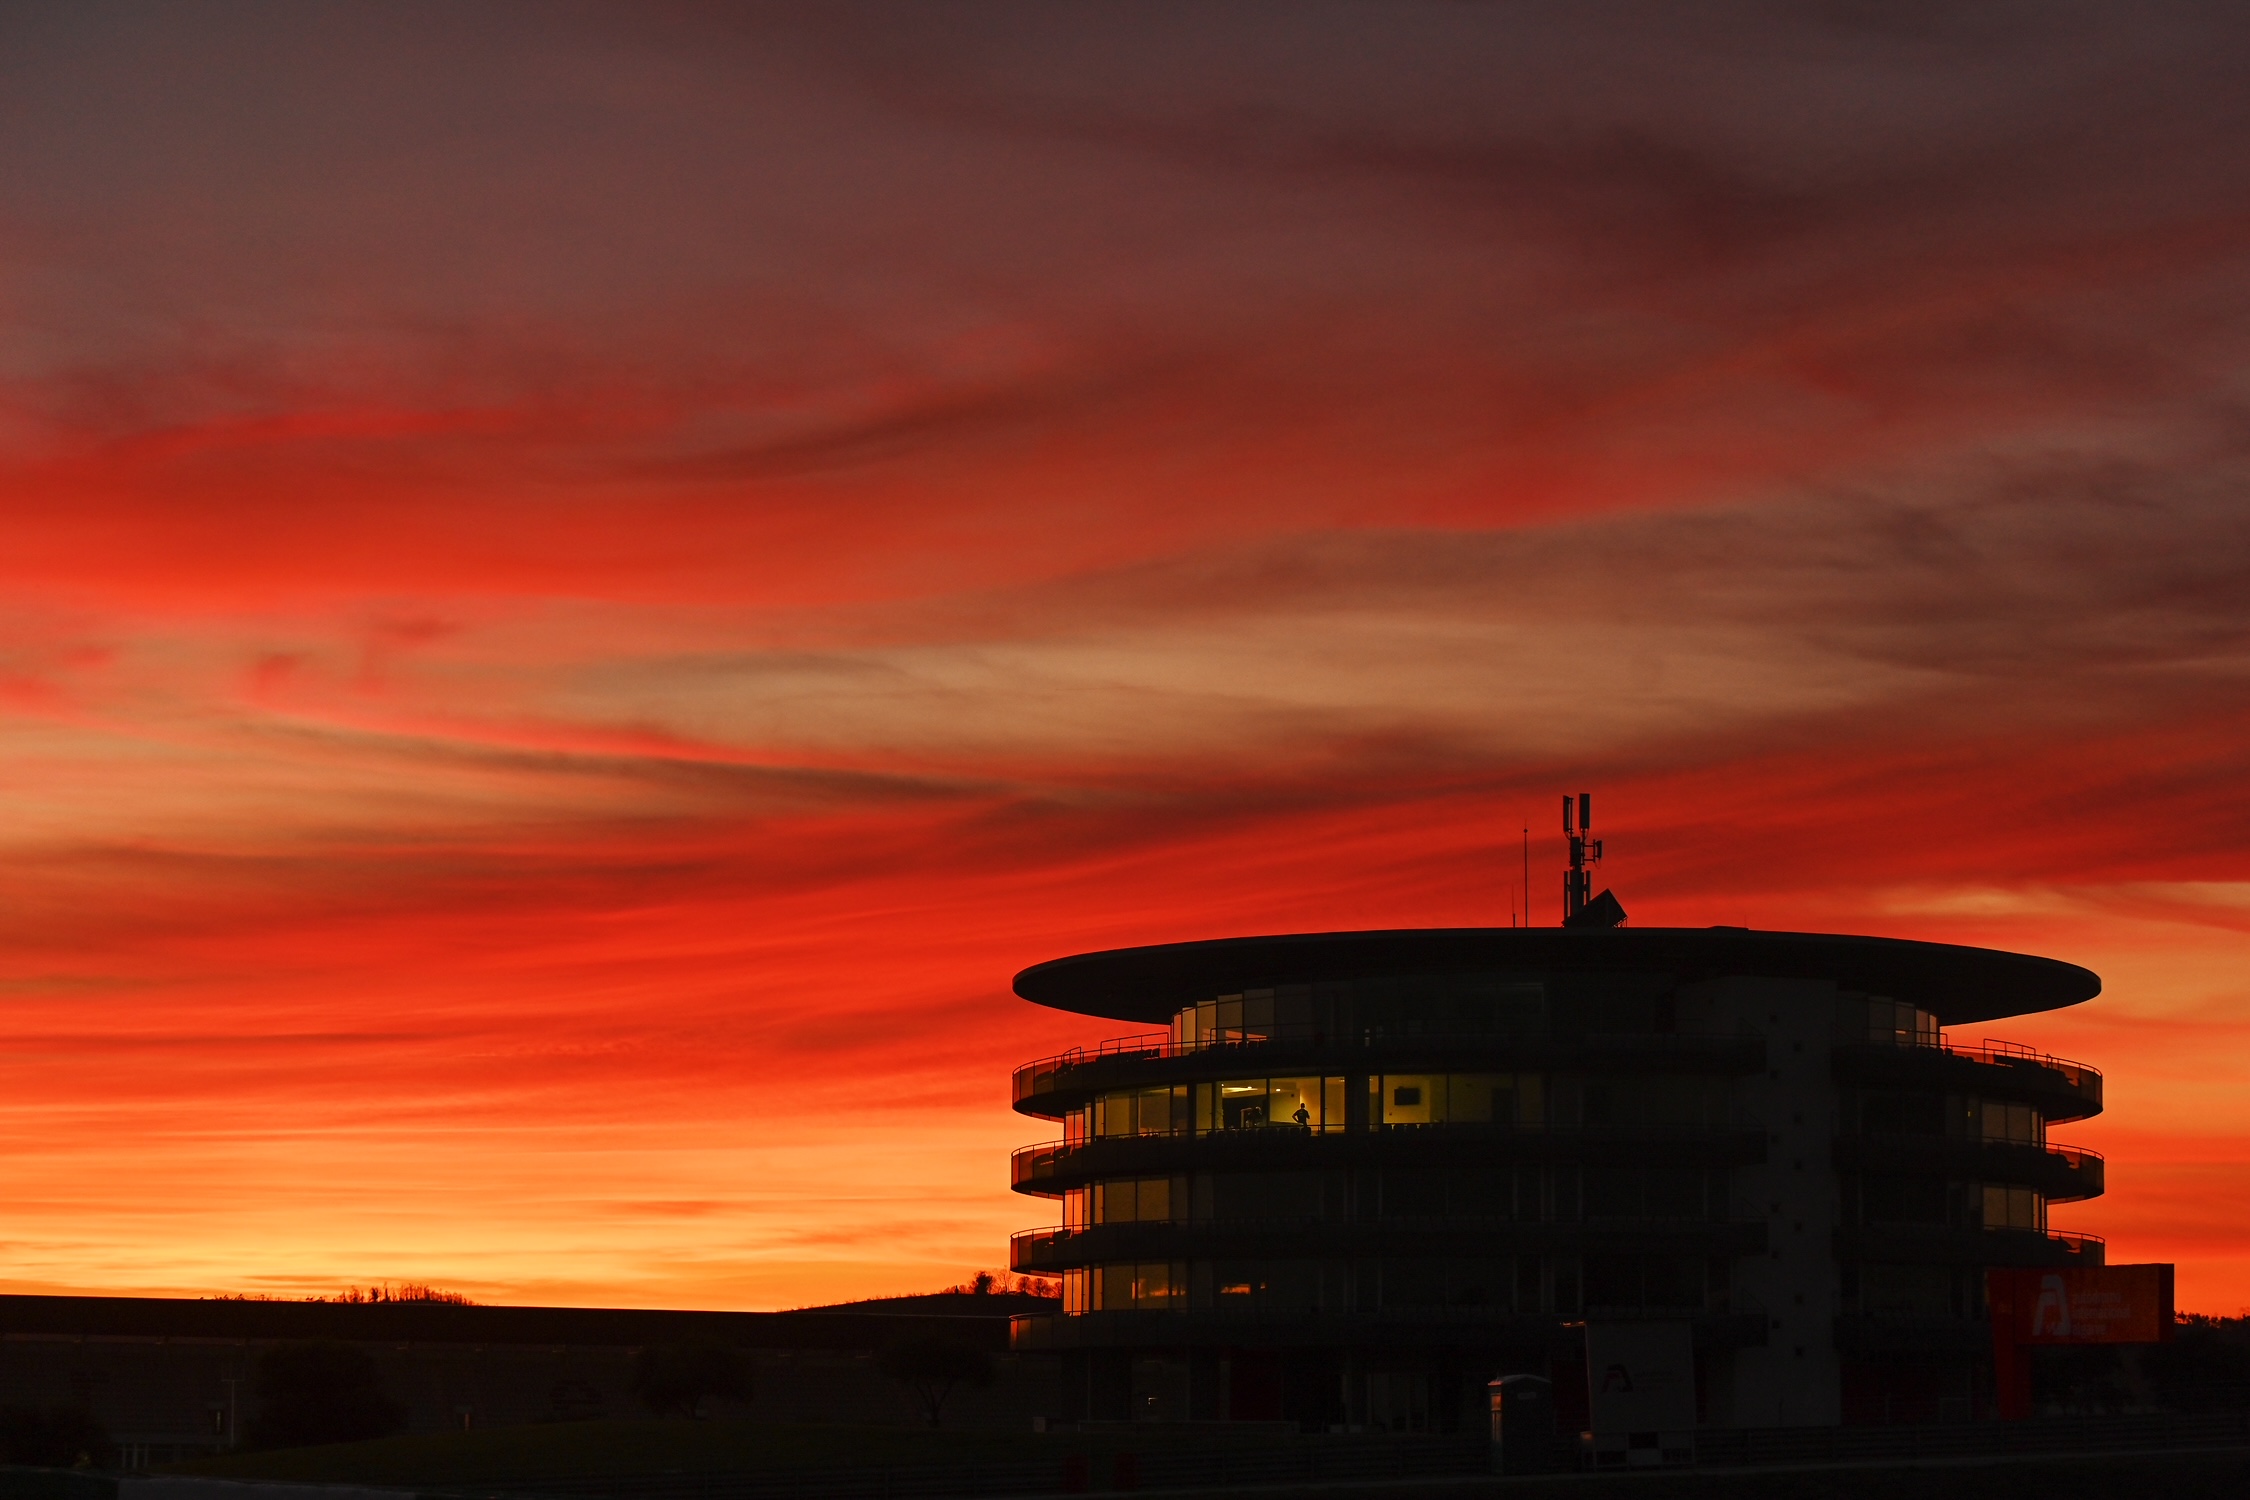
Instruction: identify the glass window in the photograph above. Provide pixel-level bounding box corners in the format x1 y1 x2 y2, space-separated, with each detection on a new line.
1584 1255 1705 1311
1450 1167 1519 1220
1861 1173 1948 1226
1093 1176 1181 1224
1176 987 1324 1046
1217 1078 1270 1130
1382 1259 1447 1308
1861 1088 1947 1135
1382 1169 1448 1219
1980 1184 2044 1230
1857 996 1940 1048
1381 1075 1436 1125
1643 1257 1704 1309
1213 1260 1321 1314
1644 1168 1708 1220
1205 1077 1345 1131
1860 1263 1954 1318
1584 1167 1712 1220
1096 1085 1186 1137
1582 1075 1724 1128
1358 1074 1550 1128
1552 1257 1582 1315
1979 1100 2041 1145
1270 1076 1323 1130
1443 1074 1506 1123
1209 1170 1322 1220
1583 1166 1641 1220
1552 1163 1580 1220
1095 1260 1185 1309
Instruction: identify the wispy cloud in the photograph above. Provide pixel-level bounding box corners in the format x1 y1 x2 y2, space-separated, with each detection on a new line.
0 0 2244 1310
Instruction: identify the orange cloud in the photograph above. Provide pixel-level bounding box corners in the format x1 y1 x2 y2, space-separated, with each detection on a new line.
0 2 2246 1311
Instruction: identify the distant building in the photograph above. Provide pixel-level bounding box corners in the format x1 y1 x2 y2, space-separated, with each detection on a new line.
0 1292 1048 1465
1006 924 2105 1431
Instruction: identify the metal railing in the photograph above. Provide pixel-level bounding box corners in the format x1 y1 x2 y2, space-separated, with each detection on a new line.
427 1434 1490 1500
1013 1028 1757 1102
1946 1037 2103 1093
1011 1119 1761 1188
1016 1031 2101 1104
1010 1213 1767 1257
410 1411 2250 1498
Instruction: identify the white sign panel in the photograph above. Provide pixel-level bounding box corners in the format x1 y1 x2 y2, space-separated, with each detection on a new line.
1583 1320 1696 1436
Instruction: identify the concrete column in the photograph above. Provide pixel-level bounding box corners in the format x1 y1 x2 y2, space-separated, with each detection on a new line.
1687 976 1843 1427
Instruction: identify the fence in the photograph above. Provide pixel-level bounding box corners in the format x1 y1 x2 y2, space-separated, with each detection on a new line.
1692 1409 2250 1468
429 1435 1486 1500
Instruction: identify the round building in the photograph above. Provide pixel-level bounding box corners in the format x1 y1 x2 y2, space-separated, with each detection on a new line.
1006 927 2104 1432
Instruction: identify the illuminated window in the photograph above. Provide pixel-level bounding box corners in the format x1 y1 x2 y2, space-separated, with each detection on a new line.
1372 1073 1546 1126
1202 1077 1345 1132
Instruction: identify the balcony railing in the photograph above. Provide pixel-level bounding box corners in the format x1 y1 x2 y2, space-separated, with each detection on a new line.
1010 1215 1769 1269
1014 1028 1759 1103
1946 1037 2102 1094
1011 1120 1761 1190
1017 1031 2101 1104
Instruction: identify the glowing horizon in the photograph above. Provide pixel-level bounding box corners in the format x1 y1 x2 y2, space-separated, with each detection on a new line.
2 3 2247 1316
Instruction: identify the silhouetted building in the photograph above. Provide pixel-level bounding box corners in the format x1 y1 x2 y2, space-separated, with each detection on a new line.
1007 926 2105 1431
0 1292 1051 1465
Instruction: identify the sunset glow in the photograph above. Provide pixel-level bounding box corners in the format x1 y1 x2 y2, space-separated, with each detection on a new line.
3 3 2248 1314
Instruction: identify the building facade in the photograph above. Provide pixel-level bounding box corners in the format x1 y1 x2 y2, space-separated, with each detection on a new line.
1006 928 2105 1432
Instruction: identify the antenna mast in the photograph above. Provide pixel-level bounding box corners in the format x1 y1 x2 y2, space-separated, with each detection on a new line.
1562 791 1602 924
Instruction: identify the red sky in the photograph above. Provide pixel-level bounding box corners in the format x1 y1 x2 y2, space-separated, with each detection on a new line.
3 1 2249 1313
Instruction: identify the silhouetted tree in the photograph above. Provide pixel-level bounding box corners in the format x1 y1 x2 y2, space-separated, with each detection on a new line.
0 1406 112 1468
2144 1315 2250 1411
246 1342 406 1450
878 1337 994 1427
629 1340 751 1418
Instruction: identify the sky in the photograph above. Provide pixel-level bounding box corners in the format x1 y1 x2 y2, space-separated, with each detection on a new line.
2 0 2248 1313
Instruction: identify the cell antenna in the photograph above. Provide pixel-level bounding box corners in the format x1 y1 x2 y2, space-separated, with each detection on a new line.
1562 791 1598 921
1560 790 1627 929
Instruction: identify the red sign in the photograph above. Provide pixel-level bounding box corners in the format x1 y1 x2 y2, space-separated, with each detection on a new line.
1988 1264 2173 1345
1987 1264 2173 1420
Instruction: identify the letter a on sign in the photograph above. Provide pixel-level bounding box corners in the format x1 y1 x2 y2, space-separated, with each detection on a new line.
2030 1274 2071 1337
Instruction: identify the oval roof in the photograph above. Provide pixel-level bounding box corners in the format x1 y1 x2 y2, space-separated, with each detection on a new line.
1011 927 2099 1027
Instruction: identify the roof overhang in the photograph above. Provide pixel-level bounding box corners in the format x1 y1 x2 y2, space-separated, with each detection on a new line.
1011 927 2099 1028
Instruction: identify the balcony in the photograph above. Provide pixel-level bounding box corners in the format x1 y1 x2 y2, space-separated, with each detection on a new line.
1014 1029 1766 1115
1009 1306 1770 1351
1011 1120 1767 1193
1837 1134 2105 1202
1834 1037 2103 1123
2047 1143 2105 1201
1009 1215 1769 1272
1834 1223 2104 1268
